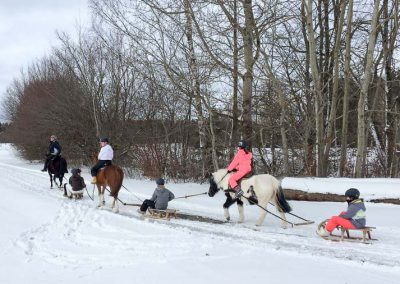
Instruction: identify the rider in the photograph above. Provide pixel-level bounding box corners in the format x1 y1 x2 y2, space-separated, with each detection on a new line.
91 137 113 184
317 188 366 237
227 140 252 198
65 168 86 198
137 178 175 214
41 135 62 172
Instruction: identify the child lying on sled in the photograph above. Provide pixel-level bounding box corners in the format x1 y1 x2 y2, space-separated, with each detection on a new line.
317 188 366 237
137 178 175 214
64 168 86 199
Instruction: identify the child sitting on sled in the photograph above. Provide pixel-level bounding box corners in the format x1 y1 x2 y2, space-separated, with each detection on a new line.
137 178 175 214
64 168 86 199
317 188 366 237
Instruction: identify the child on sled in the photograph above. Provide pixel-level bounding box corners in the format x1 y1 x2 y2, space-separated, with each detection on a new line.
64 168 86 199
317 188 366 237
137 178 175 214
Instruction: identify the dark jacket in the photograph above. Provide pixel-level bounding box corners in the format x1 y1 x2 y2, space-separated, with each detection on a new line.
49 141 62 156
149 186 175 210
69 174 86 191
340 199 366 228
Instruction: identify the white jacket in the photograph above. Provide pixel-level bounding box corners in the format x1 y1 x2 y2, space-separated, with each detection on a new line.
98 144 113 160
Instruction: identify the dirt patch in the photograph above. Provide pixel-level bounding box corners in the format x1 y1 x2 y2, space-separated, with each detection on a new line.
283 189 400 205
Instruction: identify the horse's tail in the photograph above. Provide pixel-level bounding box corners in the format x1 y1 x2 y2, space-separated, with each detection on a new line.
275 184 292 213
61 157 68 174
109 166 124 197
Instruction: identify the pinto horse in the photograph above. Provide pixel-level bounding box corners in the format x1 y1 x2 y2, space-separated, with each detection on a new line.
208 169 292 227
47 156 68 188
95 165 124 213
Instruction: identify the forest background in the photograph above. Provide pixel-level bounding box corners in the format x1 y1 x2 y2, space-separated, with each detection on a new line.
2 0 400 180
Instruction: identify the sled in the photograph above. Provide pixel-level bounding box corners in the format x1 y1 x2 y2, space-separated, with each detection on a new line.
318 219 377 243
148 208 178 220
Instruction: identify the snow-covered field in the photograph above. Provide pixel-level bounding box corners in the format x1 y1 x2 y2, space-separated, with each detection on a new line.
1 144 399 284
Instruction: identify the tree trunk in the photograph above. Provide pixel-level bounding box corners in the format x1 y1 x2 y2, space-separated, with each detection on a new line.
355 0 381 177
304 0 323 176
340 0 354 176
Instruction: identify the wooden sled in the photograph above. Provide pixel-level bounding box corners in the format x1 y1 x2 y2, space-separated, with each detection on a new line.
147 208 178 220
318 219 377 243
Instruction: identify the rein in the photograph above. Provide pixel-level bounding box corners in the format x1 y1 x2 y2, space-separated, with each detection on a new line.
238 194 295 227
174 192 208 200
85 185 94 201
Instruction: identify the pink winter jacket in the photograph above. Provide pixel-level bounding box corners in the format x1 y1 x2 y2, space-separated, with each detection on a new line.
227 148 253 172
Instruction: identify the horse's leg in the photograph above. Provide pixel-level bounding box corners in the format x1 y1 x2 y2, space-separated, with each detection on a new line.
236 199 244 223
112 197 119 213
255 198 269 226
49 173 53 188
223 193 235 221
58 175 63 188
97 185 103 208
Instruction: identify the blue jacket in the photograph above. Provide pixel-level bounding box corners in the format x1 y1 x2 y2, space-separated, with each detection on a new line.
49 141 62 156
340 199 366 228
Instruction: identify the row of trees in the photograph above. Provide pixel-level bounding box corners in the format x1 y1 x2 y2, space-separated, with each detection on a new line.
2 0 400 179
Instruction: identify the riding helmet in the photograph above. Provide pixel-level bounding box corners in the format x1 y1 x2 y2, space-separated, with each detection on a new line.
238 140 248 149
71 168 81 175
345 188 360 199
99 137 109 143
156 178 165 185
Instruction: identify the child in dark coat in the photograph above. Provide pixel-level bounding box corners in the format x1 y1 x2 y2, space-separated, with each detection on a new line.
317 188 366 237
64 168 86 198
138 178 175 214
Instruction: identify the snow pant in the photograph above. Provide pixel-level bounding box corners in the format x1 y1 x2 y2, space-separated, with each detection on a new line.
140 199 156 212
91 160 112 177
325 216 356 232
228 169 251 189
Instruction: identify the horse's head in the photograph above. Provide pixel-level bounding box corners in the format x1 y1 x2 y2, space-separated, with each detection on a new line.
208 169 229 197
208 175 219 197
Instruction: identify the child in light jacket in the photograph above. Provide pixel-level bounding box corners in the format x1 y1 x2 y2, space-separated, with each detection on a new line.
138 178 175 214
317 188 366 237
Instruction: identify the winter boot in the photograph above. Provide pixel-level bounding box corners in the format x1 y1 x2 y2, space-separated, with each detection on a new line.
233 185 243 198
91 177 97 184
316 227 330 237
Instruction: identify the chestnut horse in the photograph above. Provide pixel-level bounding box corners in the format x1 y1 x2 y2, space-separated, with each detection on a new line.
96 165 124 213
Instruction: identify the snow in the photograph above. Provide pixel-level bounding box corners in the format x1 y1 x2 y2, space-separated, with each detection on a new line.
283 177 400 200
0 143 399 284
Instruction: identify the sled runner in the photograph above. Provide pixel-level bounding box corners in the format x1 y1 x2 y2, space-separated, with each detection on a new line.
318 219 377 243
148 208 178 220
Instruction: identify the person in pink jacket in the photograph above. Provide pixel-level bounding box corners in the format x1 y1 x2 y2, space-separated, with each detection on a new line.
227 140 253 198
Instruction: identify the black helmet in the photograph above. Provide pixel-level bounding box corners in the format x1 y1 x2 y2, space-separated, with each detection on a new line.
238 140 248 149
99 137 109 143
345 188 360 199
156 178 165 185
71 168 81 175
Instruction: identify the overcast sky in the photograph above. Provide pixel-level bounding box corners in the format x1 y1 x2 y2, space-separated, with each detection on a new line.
0 0 90 120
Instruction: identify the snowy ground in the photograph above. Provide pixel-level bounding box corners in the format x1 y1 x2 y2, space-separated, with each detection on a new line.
1 144 399 284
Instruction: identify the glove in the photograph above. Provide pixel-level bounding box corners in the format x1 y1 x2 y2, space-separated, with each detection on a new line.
235 189 244 198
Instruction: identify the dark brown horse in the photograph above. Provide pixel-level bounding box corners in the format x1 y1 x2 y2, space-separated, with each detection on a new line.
96 165 124 213
48 156 68 188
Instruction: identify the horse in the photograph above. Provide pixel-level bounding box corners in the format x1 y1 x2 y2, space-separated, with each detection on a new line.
208 169 292 227
47 156 68 188
95 165 124 213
